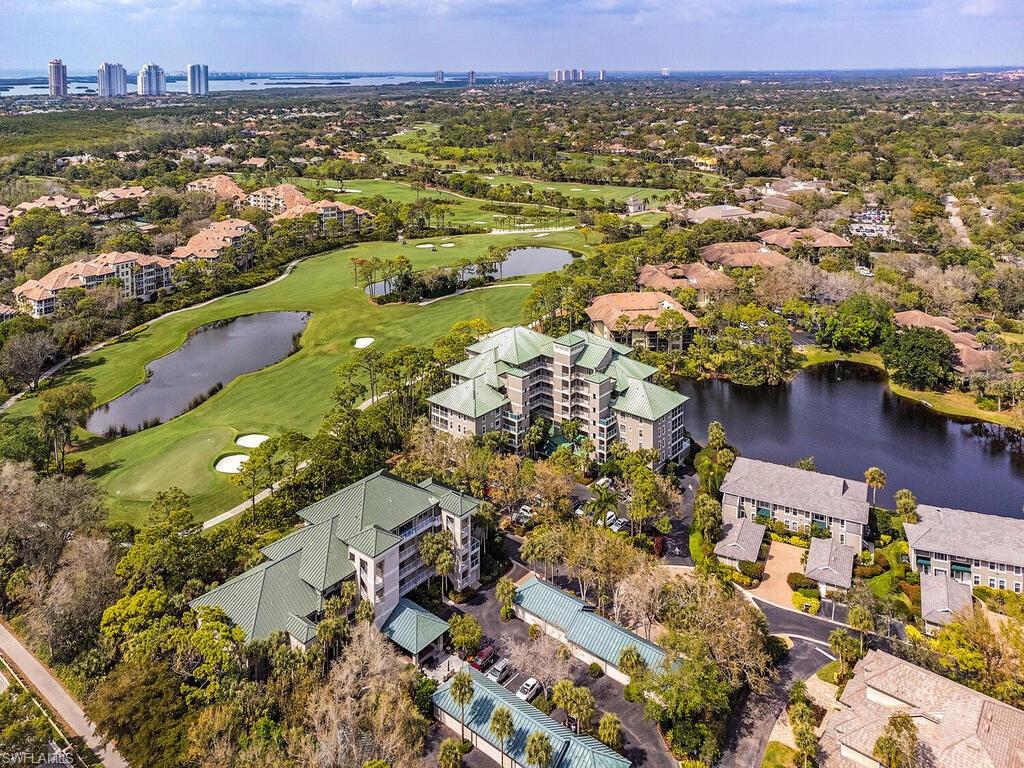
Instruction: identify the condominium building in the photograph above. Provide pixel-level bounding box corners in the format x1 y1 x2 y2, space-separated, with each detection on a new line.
434 70 444 83
244 183 311 213
428 326 690 468
97 62 128 97
818 650 1024 768
94 185 150 206
48 59 68 97
187 64 209 96
169 218 256 264
637 261 736 307
137 63 166 96
191 471 482 651
269 199 373 230
598 69 606 81
185 174 246 201
467 70 476 86
720 457 870 550
904 505 1024 593
12 251 174 317
585 291 696 351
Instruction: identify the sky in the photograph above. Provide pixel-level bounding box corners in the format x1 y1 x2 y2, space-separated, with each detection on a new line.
1 0 1023 74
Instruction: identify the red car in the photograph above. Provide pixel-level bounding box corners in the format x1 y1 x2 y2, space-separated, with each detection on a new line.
469 644 496 671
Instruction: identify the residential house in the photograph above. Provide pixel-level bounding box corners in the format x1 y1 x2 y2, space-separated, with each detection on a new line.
0 304 18 322
636 262 735 306
244 183 311 214
586 291 696 351
758 227 852 250
818 649 1024 768
12 251 173 317
94 185 151 206
904 505 1024 593
433 666 630 768
759 195 803 216
804 535 857 596
269 199 373 230
13 195 86 218
893 310 997 373
170 218 257 264
427 326 690 468
920 573 973 635
720 458 870 550
240 157 268 170
685 204 756 224
186 174 246 201
191 471 481 653
714 517 767 570
700 242 791 270
625 196 647 214
513 576 665 684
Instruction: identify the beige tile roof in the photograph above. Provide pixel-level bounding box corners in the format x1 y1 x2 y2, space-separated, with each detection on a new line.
700 241 791 269
820 650 1024 768
758 226 852 249
637 262 735 293
186 175 246 200
170 218 256 261
14 195 85 216
269 199 372 223
95 185 150 203
586 291 696 332
893 310 996 372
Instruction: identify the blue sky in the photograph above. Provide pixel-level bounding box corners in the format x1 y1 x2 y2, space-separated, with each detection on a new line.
2 0 1022 73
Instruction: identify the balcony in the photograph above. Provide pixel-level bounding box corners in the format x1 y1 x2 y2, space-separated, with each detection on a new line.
401 515 439 541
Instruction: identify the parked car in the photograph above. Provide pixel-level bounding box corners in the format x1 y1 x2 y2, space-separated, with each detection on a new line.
594 477 613 490
609 517 629 533
470 644 496 671
513 505 535 524
516 677 541 702
486 658 512 684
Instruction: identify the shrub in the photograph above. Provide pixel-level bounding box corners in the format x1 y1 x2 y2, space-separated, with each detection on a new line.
729 570 755 588
588 662 604 679
854 563 884 579
528 623 542 641
792 593 820 614
898 582 921 604
532 694 554 715
874 552 890 570
739 560 765 580
623 680 646 703
787 572 818 591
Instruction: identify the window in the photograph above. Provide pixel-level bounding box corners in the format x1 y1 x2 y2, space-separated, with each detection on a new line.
999 579 1006 590
974 575 981 586
989 578 997 588
1016 583 1022 594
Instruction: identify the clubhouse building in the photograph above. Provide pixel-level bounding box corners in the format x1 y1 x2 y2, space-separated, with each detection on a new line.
428 326 690 468
191 471 481 658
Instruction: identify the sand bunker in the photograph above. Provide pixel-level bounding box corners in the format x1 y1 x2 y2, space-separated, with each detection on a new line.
415 243 435 249
354 337 375 348
215 454 248 474
236 434 269 448
440 243 456 248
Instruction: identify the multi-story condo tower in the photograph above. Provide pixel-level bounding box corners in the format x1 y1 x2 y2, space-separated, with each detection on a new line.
97 62 128 97
187 64 209 96
467 70 476 85
428 326 690 469
434 70 444 83
191 471 482 651
137 62 166 96
48 59 68 97
598 69 606 81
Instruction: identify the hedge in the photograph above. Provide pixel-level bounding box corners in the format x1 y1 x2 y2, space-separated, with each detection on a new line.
729 570 755 588
739 560 765 580
792 593 820 615
787 572 818 591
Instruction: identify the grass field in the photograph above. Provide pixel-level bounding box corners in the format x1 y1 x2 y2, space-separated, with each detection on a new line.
4 229 591 523
470 173 671 203
761 741 798 768
292 177 579 230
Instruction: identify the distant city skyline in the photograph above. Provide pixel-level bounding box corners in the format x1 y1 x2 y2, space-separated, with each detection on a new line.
3 1 1022 72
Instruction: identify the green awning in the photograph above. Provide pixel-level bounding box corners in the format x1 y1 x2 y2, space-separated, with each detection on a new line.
916 556 931 566
951 562 971 574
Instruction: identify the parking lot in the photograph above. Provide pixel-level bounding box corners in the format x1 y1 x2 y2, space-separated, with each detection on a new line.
452 571 677 768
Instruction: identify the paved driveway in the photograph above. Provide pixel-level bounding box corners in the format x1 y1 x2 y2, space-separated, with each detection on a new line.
752 540 805 606
457 572 676 768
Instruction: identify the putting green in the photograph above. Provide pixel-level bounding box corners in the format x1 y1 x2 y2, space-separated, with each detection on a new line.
3 230 590 523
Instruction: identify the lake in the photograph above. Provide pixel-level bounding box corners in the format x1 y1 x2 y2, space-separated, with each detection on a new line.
86 311 310 437
365 245 576 295
678 361 1024 518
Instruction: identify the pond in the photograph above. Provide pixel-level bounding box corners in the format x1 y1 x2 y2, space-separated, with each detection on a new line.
364 246 576 295
678 361 1024 518
87 311 310 437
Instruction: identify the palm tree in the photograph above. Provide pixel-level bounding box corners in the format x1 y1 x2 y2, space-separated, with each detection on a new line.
598 712 623 752
525 732 554 768
489 706 514 768
585 485 618 527
550 679 575 713
495 576 517 621
864 466 887 506
438 737 463 768
450 670 475 744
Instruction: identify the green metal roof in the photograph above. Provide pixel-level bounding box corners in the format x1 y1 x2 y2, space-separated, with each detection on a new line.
514 576 666 672
612 378 689 421
604 357 659 392
347 525 403 557
297 470 437 529
189 550 321 643
428 374 509 418
585 372 612 385
433 666 630 768
418 479 480 516
465 326 555 366
380 598 449 655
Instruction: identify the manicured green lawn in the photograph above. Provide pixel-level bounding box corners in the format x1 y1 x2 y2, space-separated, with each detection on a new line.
816 659 841 685
4 230 591 524
292 177 579 230
761 741 798 768
473 173 670 203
